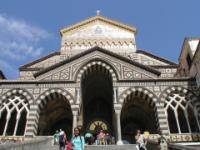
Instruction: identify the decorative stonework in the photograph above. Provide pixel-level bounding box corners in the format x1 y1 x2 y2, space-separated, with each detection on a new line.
160 86 200 115
0 15 199 142
61 19 136 56
75 60 117 82
40 67 71 81
118 87 158 104
36 88 75 110
0 88 34 106
122 66 156 79
35 50 162 82
160 86 200 134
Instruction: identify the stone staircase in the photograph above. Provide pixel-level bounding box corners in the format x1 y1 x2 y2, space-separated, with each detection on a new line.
85 145 138 150
0 137 147 150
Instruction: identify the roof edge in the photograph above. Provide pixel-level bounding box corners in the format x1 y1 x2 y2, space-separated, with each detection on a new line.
136 49 177 65
19 51 60 70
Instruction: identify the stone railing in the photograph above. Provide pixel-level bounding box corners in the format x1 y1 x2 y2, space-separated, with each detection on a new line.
0 136 51 150
168 143 200 150
0 136 24 142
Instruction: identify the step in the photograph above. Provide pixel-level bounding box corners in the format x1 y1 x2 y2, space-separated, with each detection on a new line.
85 145 138 150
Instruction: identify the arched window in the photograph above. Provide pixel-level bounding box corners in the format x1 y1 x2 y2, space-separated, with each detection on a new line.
164 92 200 133
167 106 178 133
0 95 29 136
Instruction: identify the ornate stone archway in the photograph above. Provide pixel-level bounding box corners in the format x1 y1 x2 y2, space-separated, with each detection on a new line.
0 88 33 136
25 88 76 138
160 86 200 134
118 87 160 143
78 59 117 135
75 59 118 82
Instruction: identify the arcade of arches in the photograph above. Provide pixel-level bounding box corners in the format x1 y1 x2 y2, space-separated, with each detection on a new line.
1 73 200 144
1 15 200 145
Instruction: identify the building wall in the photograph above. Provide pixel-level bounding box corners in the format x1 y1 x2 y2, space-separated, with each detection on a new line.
0 71 5 80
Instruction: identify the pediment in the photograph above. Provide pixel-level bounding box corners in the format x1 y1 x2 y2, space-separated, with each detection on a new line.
60 15 136 37
35 47 160 81
61 20 134 41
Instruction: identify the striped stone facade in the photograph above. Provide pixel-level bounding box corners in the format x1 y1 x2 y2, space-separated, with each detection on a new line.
0 15 200 143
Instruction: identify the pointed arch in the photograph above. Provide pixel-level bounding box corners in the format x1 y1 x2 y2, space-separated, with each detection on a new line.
160 86 200 133
0 88 32 136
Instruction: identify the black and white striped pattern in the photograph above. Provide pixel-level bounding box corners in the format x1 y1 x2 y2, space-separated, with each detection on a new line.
25 88 75 139
76 60 117 82
118 87 169 134
0 89 33 137
160 86 200 134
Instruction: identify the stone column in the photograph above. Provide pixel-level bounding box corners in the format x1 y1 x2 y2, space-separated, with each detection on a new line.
72 110 78 133
156 101 170 135
76 88 80 104
115 109 123 145
113 88 117 104
24 104 40 140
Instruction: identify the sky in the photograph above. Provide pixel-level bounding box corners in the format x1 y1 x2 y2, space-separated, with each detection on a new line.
0 0 200 79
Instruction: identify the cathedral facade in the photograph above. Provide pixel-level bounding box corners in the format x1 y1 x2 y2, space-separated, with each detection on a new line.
0 15 200 144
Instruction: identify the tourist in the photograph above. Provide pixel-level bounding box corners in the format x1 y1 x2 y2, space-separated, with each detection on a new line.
85 131 93 145
157 129 168 150
110 135 115 144
71 127 85 150
135 129 147 150
104 132 111 145
59 129 66 150
66 140 72 150
98 130 105 145
53 130 59 145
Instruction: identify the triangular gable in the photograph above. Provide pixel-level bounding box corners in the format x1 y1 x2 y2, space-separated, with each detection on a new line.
60 15 136 36
34 47 160 81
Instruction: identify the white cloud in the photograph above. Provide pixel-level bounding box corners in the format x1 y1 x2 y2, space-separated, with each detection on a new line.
0 14 52 60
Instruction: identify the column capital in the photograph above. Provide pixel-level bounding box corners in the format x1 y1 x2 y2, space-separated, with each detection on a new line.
115 109 121 115
114 103 122 114
72 110 78 116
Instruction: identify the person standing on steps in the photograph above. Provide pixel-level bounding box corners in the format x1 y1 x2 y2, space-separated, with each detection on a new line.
53 130 59 145
157 129 168 150
85 131 93 145
135 129 147 150
59 129 66 150
71 127 85 150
